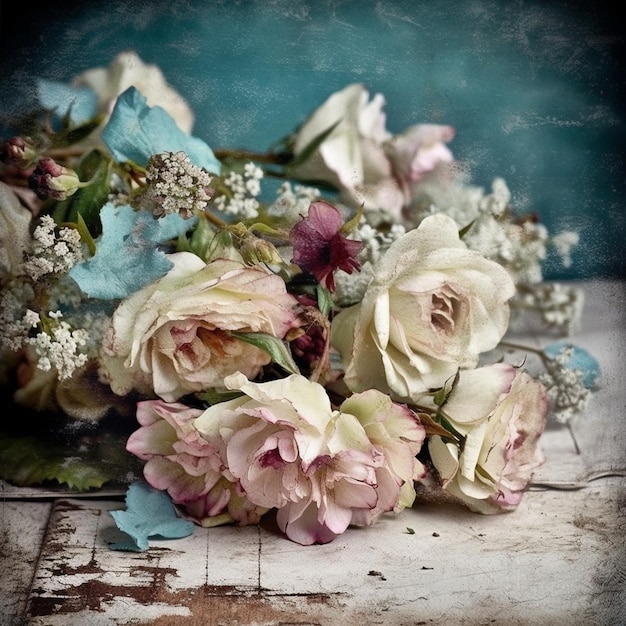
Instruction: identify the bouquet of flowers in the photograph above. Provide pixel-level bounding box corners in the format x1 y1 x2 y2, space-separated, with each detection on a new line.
0 52 597 546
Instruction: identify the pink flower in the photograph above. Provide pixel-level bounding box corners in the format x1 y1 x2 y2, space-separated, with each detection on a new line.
386 124 455 187
290 200 362 291
425 364 548 513
126 400 267 526
194 373 426 544
127 400 222 503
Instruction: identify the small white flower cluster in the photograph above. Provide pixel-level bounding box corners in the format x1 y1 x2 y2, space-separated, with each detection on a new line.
0 300 89 380
333 220 406 307
539 345 592 423
213 162 263 220
268 181 321 223
410 177 550 286
22 215 83 281
138 151 214 219
513 282 585 335
551 230 579 268
27 311 89 380
0 281 36 352
356 220 406 266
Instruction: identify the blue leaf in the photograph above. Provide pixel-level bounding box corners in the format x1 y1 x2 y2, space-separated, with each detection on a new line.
37 78 98 126
109 481 195 552
69 203 197 299
101 87 221 173
543 342 600 389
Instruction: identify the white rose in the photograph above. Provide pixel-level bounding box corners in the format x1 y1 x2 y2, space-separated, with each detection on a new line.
288 84 403 215
427 363 547 513
331 214 515 402
74 51 195 133
101 253 299 402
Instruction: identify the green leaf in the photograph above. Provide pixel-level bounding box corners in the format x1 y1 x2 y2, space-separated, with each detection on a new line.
316 283 333 318
231 331 300 375
51 149 112 236
287 119 341 168
0 429 141 492
458 219 476 239
51 118 103 149
196 389 244 406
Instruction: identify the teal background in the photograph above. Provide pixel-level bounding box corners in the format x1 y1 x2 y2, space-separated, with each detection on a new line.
1 0 624 279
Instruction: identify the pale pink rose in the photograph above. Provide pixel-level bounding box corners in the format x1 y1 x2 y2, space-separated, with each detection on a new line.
101 253 300 402
385 123 455 186
127 400 221 502
426 363 548 513
339 389 427 526
331 214 515 402
126 399 266 526
74 51 195 133
195 373 423 544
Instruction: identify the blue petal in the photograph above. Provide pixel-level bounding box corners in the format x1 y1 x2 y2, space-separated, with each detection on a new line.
37 78 98 126
543 342 600 388
101 87 221 173
109 481 195 552
69 203 197 300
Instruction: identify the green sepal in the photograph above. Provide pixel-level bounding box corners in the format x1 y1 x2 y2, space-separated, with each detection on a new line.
51 149 112 236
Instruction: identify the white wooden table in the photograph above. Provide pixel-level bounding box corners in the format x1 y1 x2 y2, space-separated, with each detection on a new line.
1 279 625 626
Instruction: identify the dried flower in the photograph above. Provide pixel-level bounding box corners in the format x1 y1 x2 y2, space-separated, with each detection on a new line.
290 200 362 291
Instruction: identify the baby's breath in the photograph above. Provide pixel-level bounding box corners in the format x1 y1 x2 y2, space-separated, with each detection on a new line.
268 182 321 223
538 345 592 423
23 215 83 281
26 312 89 380
212 162 264 220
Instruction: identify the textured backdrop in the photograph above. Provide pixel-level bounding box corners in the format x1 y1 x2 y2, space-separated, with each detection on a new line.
1 0 624 279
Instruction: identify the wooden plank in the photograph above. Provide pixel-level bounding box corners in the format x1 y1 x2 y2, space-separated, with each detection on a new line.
0 500 51 624
21 479 626 625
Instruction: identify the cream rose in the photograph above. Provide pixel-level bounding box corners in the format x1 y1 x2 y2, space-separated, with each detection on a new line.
426 363 548 513
331 214 516 402
287 84 404 216
100 253 299 402
74 51 195 133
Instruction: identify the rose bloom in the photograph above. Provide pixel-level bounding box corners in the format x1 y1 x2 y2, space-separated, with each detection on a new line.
287 84 455 219
126 400 266 526
287 84 405 217
0 181 32 279
74 51 195 133
331 214 515 402
14 350 135 421
425 363 548 513
100 253 299 402
385 123 455 189
194 372 425 545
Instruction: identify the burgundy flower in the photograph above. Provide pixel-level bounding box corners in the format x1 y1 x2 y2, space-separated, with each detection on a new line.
290 200 362 291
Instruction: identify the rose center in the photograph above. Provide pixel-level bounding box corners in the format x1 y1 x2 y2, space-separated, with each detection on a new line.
430 293 460 333
258 448 286 469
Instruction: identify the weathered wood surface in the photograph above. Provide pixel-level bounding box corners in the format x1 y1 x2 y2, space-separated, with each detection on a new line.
1 279 625 626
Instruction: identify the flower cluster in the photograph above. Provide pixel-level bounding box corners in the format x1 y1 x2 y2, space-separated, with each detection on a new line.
0 52 597 545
